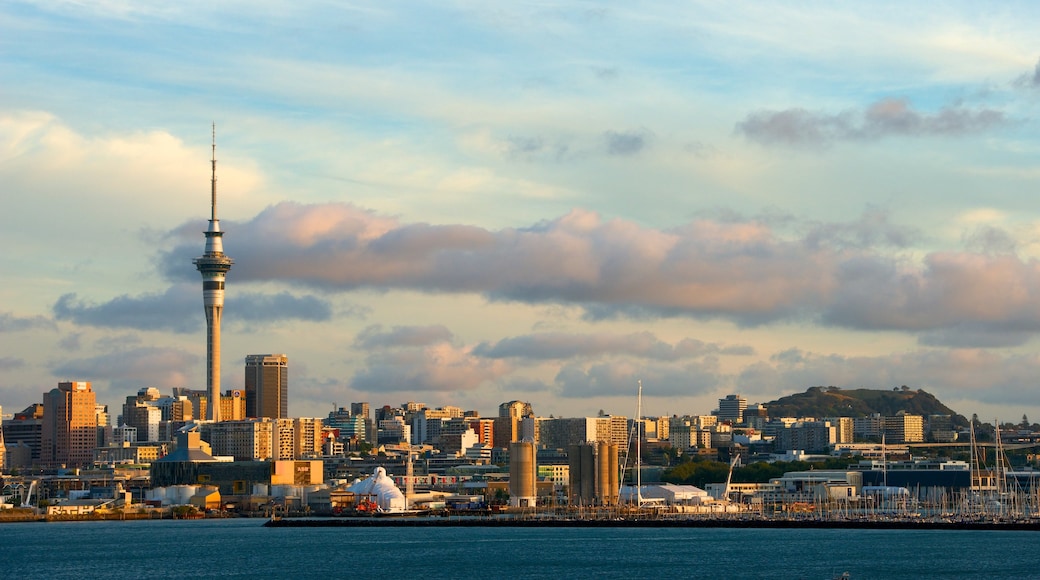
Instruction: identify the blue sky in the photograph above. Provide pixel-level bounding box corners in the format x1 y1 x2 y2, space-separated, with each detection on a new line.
4 1 1040 422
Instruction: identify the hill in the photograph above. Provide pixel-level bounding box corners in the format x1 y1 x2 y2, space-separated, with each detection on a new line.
762 386 968 425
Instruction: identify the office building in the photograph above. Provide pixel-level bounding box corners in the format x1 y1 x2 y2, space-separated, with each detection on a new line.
41 381 98 467
716 394 748 424
245 354 288 418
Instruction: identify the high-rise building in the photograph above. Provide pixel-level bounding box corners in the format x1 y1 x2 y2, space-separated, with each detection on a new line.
716 394 748 424
245 354 289 418
41 381 98 467
220 389 246 421
495 400 533 448
2 404 44 463
350 402 373 442
193 126 234 422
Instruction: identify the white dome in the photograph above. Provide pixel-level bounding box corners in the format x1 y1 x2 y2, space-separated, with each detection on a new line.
345 466 406 511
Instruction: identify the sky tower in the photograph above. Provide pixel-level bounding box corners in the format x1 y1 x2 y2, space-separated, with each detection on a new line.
193 125 234 422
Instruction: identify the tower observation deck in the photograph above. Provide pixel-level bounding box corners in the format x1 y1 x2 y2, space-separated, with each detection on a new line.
193 125 234 422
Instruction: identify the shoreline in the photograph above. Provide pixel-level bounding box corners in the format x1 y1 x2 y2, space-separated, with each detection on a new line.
262 516 1040 531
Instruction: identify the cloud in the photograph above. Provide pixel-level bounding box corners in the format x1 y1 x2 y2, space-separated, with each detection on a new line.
0 356 26 370
555 359 721 398
350 342 510 393
821 252 1040 336
474 331 751 361
736 98 1006 147
603 129 650 156
53 284 333 333
50 346 200 397
152 202 1040 346
232 291 333 323
1013 57 1040 89
355 324 455 350
0 312 56 332
54 286 200 333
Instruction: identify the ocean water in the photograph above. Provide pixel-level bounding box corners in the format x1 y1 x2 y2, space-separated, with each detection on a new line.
1 518 1038 579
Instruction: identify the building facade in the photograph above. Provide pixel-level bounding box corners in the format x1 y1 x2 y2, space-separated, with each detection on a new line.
245 354 289 419
41 381 98 467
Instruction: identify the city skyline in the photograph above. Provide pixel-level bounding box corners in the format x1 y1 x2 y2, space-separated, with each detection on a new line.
4 3 1040 422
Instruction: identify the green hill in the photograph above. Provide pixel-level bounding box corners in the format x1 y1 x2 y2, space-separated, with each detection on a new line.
762 386 968 426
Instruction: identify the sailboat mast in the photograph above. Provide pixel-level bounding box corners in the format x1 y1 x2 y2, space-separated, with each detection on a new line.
636 380 642 507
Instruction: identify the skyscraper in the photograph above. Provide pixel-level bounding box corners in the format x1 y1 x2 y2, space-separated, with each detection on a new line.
41 381 97 467
193 126 234 422
245 354 289 419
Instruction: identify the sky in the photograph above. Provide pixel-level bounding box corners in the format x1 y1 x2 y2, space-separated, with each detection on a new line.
4 1 1040 423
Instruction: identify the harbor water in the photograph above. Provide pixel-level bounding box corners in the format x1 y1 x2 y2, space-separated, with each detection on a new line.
2 518 1038 579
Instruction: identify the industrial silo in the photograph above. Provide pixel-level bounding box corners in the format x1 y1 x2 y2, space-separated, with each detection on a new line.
509 441 537 507
568 442 596 505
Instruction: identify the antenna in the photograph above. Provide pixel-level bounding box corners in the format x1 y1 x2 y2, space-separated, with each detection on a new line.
210 122 217 221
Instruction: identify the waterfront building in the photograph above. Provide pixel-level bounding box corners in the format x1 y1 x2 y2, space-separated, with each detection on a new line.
94 441 166 465
42 381 98 467
0 421 5 471
245 354 289 419
618 484 712 508
193 128 234 421
202 419 274 460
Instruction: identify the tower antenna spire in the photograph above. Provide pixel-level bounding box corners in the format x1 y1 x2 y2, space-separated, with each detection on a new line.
195 123 233 422
211 122 217 221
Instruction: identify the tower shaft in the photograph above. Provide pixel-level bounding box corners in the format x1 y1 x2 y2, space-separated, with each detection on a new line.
194 124 233 422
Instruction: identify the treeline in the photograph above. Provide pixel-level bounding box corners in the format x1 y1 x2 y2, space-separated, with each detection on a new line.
660 456 853 488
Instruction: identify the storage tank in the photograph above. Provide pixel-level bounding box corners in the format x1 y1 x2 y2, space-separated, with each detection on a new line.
607 443 619 506
568 443 596 505
596 441 610 504
509 441 537 507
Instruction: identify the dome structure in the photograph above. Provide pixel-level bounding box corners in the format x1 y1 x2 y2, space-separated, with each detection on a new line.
345 467 406 511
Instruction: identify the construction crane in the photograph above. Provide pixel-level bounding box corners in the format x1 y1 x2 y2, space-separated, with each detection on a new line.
722 455 741 503
21 480 37 509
